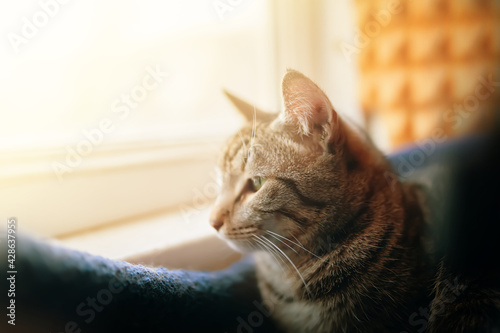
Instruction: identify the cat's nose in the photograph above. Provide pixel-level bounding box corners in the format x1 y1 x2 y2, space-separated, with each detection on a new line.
210 218 224 231
209 208 228 231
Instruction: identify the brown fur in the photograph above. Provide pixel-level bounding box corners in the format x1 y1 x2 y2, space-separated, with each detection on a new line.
211 70 499 332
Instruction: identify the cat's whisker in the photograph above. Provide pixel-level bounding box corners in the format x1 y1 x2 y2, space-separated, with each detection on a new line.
243 238 256 249
260 235 311 296
251 106 257 141
252 235 286 273
253 235 286 265
245 239 265 258
247 107 257 160
265 232 299 254
266 230 322 260
266 231 335 269
237 130 248 162
291 234 305 248
251 235 269 254
350 309 362 323
255 236 288 274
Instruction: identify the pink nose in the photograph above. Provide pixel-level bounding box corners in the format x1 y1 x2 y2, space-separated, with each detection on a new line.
209 209 228 231
210 218 224 231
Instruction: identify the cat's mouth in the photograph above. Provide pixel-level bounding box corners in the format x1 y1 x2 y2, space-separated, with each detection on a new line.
223 226 259 240
224 232 255 239
220 226 261 253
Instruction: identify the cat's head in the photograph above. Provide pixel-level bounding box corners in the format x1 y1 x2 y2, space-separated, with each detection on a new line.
210 70 389 254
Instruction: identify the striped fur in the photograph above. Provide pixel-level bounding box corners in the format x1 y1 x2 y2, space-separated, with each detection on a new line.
210 70 498 332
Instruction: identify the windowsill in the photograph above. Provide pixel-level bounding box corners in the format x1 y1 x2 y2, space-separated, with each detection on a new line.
1 134 227 237
52 205 242 271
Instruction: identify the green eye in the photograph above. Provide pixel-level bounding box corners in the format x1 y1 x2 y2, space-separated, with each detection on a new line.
251 176 266 191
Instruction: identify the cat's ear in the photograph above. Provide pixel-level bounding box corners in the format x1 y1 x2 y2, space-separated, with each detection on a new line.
280 69 342 148
223 90 277 122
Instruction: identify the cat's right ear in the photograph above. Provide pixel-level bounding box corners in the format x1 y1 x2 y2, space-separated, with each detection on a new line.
223 90 277 122
280 69 344 149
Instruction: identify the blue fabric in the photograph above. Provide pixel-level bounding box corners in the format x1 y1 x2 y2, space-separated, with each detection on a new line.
1 237 273 332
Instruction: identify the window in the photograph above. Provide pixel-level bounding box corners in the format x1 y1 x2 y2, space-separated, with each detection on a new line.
1 1 360 261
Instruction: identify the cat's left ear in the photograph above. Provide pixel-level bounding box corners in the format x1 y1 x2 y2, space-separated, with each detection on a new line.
223 90 277 122
280 69 343 149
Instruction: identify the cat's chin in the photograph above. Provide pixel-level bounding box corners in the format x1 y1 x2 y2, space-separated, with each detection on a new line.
224 239 254 254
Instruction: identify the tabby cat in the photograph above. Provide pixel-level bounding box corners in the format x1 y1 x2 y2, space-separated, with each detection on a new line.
209 69 500 332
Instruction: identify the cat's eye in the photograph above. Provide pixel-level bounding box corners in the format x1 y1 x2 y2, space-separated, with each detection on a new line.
251 176 266 191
